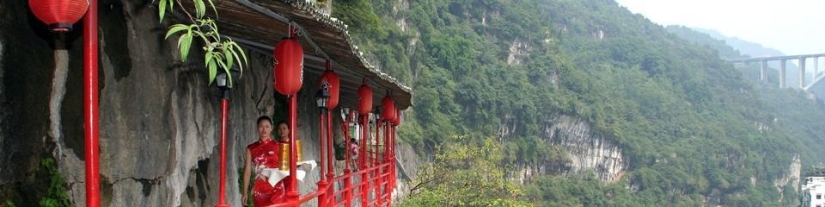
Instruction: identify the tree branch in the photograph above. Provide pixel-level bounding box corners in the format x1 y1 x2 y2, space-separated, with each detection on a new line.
174 0 196 23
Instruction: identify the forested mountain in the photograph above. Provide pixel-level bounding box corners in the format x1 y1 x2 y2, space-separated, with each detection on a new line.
666 26 809 87
334 0 825 206
691 27 786 58
664 26 746 59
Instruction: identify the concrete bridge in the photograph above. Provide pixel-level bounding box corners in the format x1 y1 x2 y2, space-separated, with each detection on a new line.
728 53 825 89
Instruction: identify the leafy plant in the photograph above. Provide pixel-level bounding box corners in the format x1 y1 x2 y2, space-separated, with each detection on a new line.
400 137 532 207
38 158 71 207
156 0 248 85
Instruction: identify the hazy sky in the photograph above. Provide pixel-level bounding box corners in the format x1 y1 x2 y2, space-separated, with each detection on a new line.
615 0 825 55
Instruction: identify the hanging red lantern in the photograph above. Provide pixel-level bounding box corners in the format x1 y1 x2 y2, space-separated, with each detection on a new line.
273 37 304 95
319 64 340 109
357 82 373 115
29 0 90 32
381 95 396 122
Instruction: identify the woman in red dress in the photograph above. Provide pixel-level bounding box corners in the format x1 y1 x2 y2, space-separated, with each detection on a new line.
241 116 289 206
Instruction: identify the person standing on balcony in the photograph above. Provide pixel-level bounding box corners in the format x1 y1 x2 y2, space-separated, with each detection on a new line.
350 138 359 170
241 116 289 206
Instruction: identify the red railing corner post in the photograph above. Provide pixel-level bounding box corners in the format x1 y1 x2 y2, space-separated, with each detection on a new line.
83 1 101 206
343 168 352 207
387 125 396 206
317 181 328 207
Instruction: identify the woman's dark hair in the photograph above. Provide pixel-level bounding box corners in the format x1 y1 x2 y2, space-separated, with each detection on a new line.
257 116 272 125
276 121 289 128
350 138 357 144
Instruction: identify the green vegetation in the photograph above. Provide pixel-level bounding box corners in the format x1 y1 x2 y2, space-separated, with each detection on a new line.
156 0 248 85
399 137 531 207
334 0 825 206
38 158 71 207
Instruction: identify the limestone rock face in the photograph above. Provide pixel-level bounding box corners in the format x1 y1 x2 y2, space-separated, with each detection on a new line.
0 0 73 204
0 0 421 206
544 115 626 182
505 114 626 184
774 154 801 201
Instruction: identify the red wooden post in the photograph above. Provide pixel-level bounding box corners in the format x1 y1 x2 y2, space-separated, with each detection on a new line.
215 98 229 207
384 122 391 204
83 1 100 206
287 95 300 206
392 125 397 191
374 120 382 205
343 110 354 207
317 109 328 207
388 125 396 206
344 114 351 170
360 115 369 206
376 120 385 207
326 113 335 203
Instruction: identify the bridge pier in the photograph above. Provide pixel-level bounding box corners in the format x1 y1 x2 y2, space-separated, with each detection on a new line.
814 57 819 81
780 59 787 88
760 60 767 82
800 57 806 88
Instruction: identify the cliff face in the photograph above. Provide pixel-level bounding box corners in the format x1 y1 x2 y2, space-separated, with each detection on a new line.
0 0 70 203
542 115 626 183
0 0 418 206
504 114 626 184
774 154 801 202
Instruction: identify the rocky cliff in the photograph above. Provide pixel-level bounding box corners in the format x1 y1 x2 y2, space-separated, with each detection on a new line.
503 114 626 184
774 154 801 202
0 0 418 206
542 115 626 183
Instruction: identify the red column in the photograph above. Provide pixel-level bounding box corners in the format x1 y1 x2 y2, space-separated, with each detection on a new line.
344 111 355 207
83 1 100 206
343 110 354 207
326 112 335 204
287 95 299 206
317 109 328 207
215 98 229 207
376 121 385 207
392 125 397 191
360 115 368 207
384 123 391 204
343 113 351 169
374 120 382 206
388 125 396 206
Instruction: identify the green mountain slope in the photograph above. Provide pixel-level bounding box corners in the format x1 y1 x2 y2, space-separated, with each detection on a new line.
666 26 810 87
334 0 825 206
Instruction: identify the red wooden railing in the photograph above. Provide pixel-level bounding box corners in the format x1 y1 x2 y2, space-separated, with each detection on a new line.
262 111 397 207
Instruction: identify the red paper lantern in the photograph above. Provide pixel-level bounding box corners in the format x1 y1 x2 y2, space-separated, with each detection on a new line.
357 83 373 115
319 70 340 109
381 95 396 122
29 0 90 32
273 38 304 95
